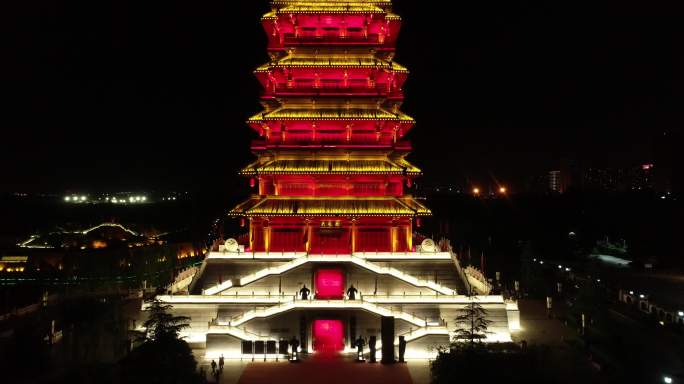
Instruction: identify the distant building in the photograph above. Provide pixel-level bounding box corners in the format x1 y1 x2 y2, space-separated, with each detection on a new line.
582 165 656 192
529 162 665 195
632 164 655 191
548 170 563 193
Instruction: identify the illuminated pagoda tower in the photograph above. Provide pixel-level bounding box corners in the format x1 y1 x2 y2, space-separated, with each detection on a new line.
237 0 424 254
155 0 520 360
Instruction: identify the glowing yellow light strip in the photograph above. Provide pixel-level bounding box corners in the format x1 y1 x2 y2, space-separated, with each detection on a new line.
277 4 385 14
230 196 431 217
248 108 414 122
240 159 421 175
272 0 391 5
256 58 408 72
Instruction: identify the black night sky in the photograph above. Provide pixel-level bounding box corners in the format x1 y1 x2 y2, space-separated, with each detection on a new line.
2 0 682 193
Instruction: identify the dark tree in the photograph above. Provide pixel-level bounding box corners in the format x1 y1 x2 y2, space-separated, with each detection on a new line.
452 290 492 348
141 299 191 342
120 299 206 384
120 337 206 384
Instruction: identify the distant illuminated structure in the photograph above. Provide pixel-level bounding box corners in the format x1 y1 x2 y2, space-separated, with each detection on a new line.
156 0 519 360
63 193 149 204
549 170 563 193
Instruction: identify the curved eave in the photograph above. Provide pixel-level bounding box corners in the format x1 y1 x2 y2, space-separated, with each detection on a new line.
263 13 401 21
255 65 408 72
231 212 432 218
229 196 431 218
236 213 431 217
271 0 392 5
239 159 422 176
275 8 386 15
240 170 422 176
247 112 415 123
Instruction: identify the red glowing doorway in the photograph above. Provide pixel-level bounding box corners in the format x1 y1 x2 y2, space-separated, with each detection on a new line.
313 319 345 353
315 268 345 299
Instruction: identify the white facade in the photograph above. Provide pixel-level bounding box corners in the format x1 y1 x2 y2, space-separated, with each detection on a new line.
151 250 520 359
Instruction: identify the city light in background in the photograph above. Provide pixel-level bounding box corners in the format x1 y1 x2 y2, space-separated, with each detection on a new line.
61 192 184 205
64 194 147 204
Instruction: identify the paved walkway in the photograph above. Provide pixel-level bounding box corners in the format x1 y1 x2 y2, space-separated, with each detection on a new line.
203 360 249 384
513 300 601 384
237 355 415 384
513 299 578 345
200 355 421 384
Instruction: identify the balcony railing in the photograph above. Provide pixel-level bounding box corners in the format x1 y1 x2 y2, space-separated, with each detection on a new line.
251 139 411 150
156 293 505 305
218 296 439 328
200 254 457 296
280 33 387 46
269 87 399 96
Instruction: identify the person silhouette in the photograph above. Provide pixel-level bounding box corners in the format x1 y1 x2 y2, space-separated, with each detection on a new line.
299 285 310 300
219 354 224 371
398 336 407 363
347 284 358 300
210 359 217 374
290 336 300 361
355 335 366 361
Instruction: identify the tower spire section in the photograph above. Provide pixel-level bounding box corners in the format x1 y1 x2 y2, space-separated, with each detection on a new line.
232 0 430 255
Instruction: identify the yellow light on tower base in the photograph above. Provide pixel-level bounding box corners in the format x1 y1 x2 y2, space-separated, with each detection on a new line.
472 187 480 196
499 187 507 194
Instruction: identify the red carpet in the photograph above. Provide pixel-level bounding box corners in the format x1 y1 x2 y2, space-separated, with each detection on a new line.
237 356 414 384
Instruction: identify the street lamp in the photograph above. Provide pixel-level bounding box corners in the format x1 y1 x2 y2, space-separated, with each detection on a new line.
499 186 507 194
472 187 480 196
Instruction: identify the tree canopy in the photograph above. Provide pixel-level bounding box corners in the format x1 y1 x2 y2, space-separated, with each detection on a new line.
120 299 205 384
141 299 191 342
452 291 492 348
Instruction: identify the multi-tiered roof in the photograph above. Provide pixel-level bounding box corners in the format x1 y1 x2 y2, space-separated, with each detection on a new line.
231 0 429 253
